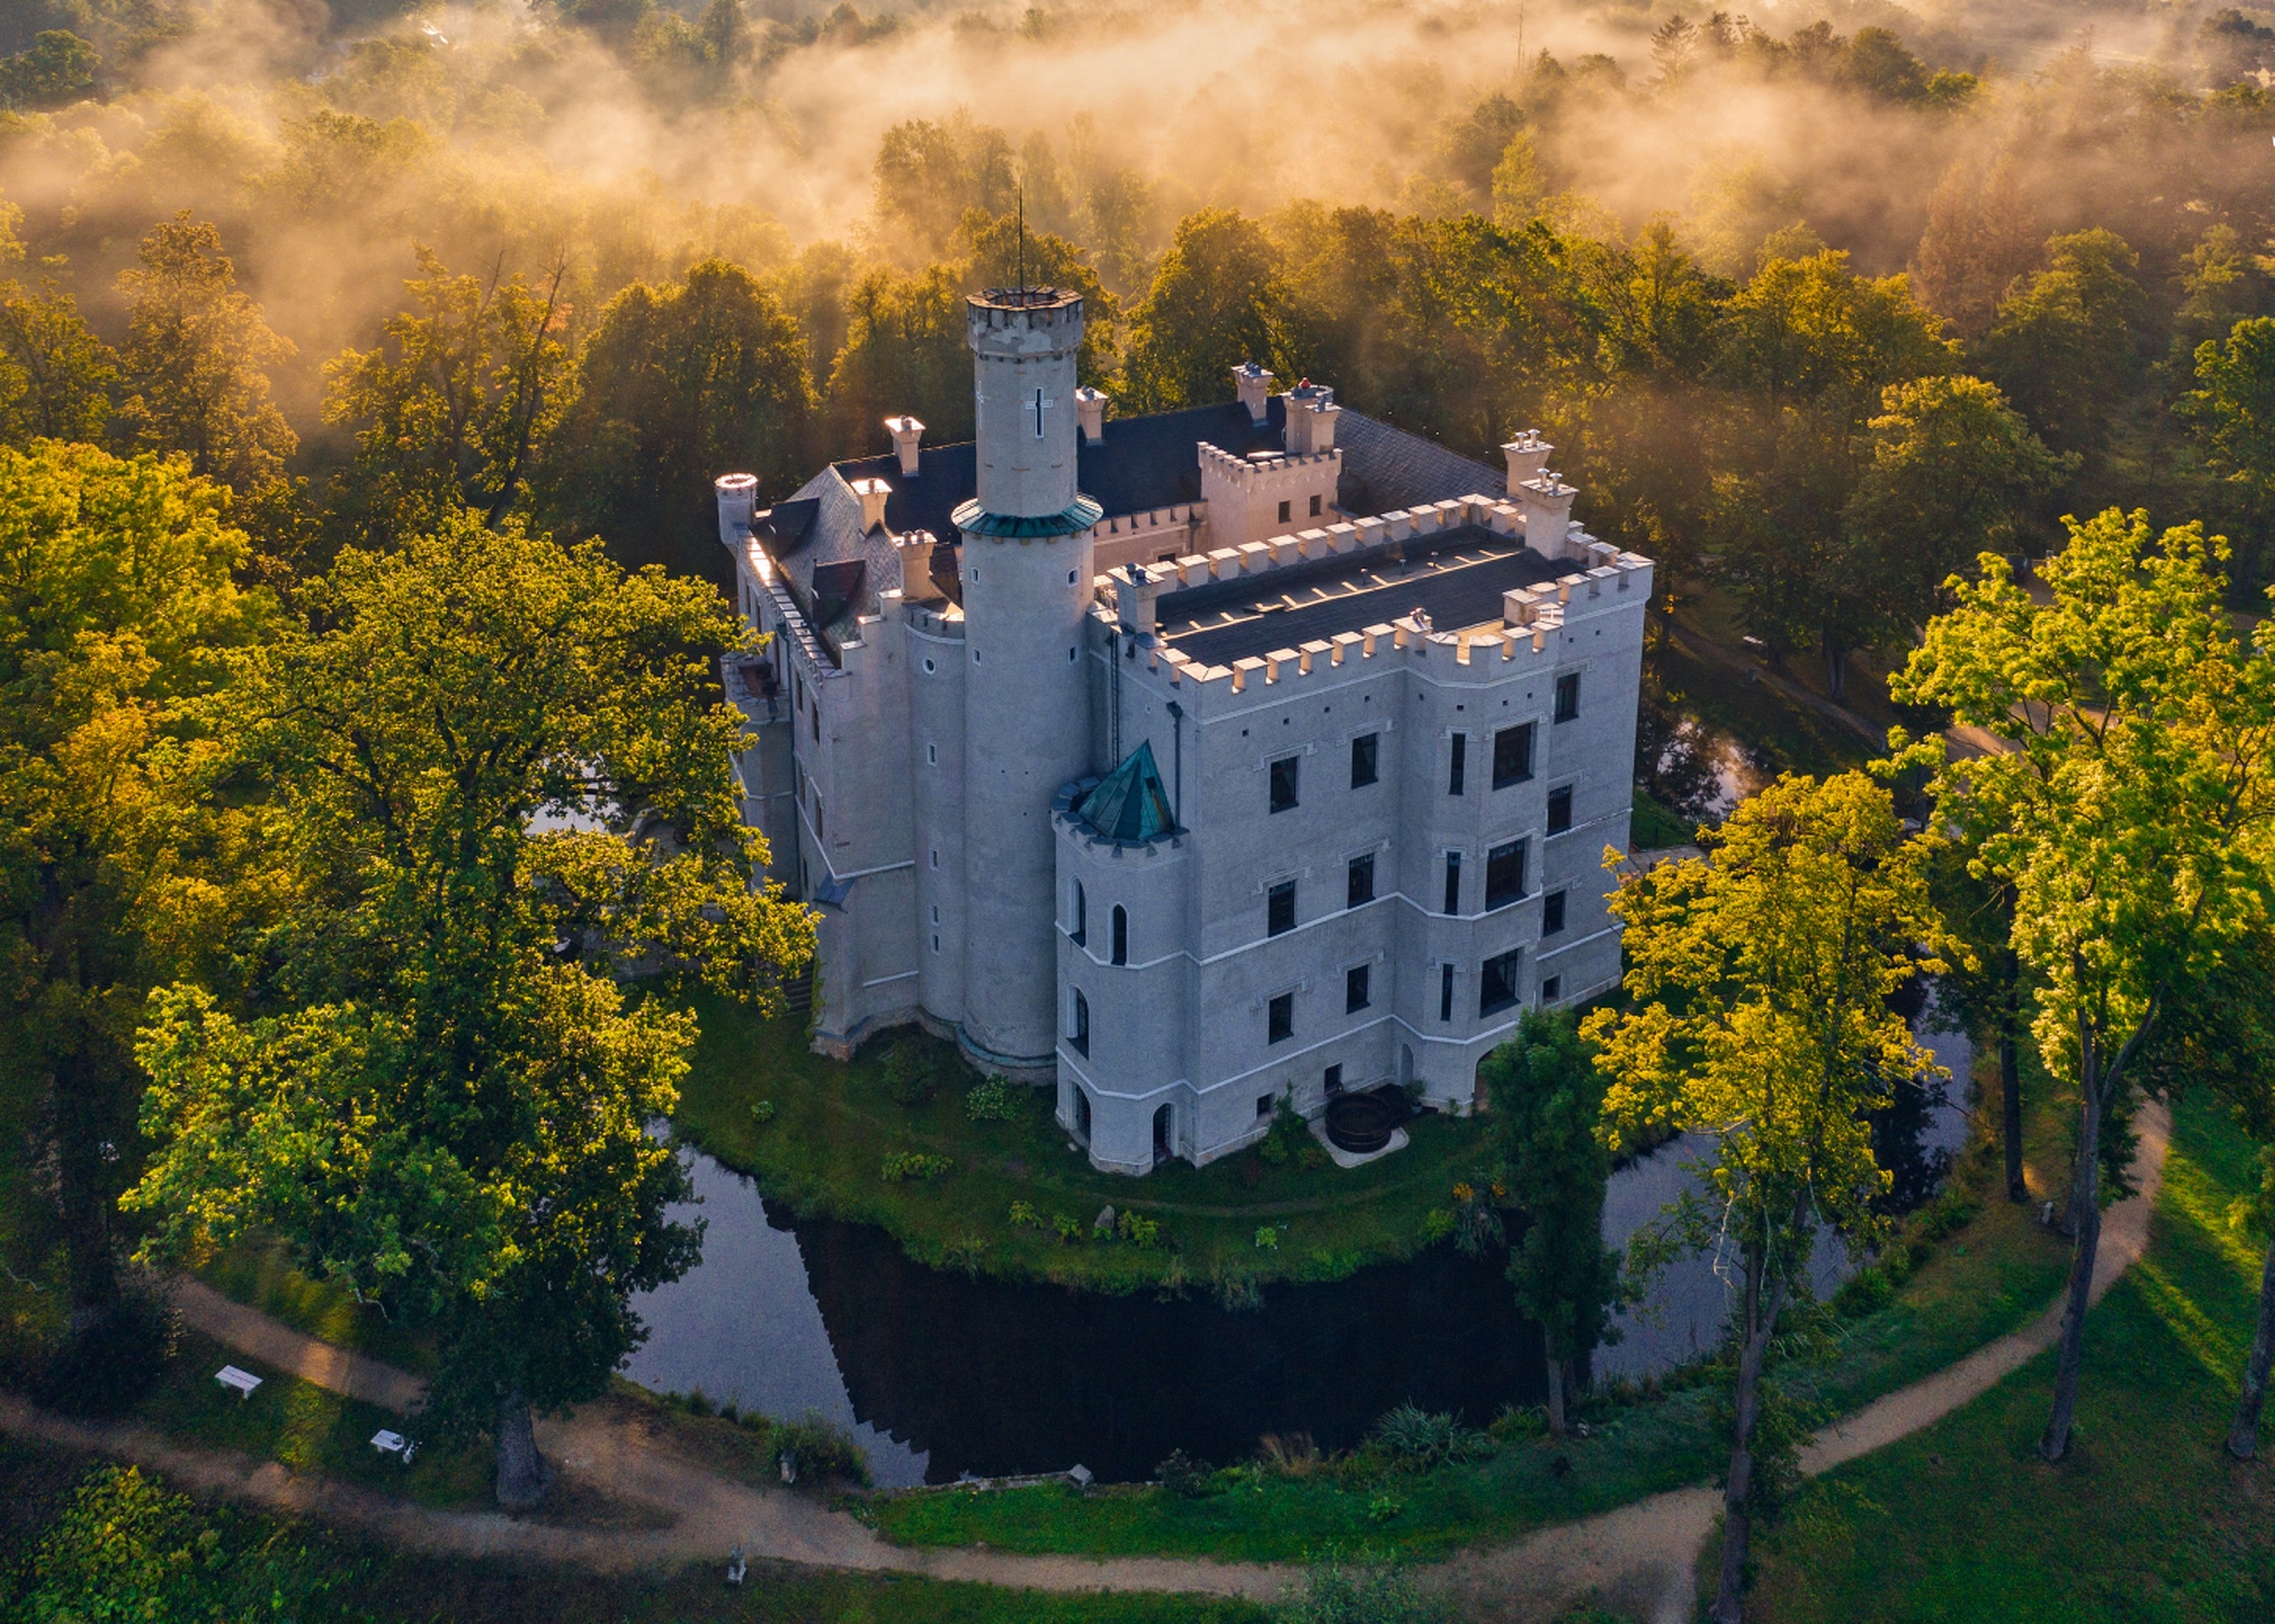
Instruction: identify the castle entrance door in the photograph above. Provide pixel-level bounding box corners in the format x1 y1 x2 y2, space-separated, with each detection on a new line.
1152 1104 1173 1167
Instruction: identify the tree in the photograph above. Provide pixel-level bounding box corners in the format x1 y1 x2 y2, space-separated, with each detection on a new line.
322 245 570 549
0 203 115 448
0 31 97 110
1586 772 1944 1624
1911 156 2040 342
821 263 972 454
1980 229 2144 459
1118 209 1287 413
871 115 1015 261
698 0 749 68
123 515 816 1506
0 442 254 1329
2182 316 2275 516
544 257 813 578
957 212 1119 383
115 213 295 496
1486 1009 1620 1437
1889 508 2275 1462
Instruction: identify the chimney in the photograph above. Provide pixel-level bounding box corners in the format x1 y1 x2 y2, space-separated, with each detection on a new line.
715 472 758 550
1074 386 1108 445
1232 361 1276 425
1515 472 1577 554
885 416 924 477
850 476 892 533
1502 431 1552 495
1284 381 1340 454
894 530 945 605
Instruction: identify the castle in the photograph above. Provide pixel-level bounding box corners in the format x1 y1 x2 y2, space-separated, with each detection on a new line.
714 286 1648 1175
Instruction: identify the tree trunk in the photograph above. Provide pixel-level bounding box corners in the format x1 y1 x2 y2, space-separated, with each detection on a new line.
1544 1329 1567 1437
1713 1242 1786 1624
2001 957 2026 1203
2040 1047 2104 1462
2226 1230 2275 1460
495 1390 549 1510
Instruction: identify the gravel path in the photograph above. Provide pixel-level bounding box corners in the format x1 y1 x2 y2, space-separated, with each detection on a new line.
11 1104 2169 1619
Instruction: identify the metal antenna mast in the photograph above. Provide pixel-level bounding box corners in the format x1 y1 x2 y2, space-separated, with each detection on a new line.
1017 177 1027 292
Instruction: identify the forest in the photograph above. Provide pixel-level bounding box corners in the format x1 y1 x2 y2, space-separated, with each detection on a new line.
10 2 2275 1621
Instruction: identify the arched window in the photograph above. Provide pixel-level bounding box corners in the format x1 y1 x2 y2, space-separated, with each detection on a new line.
1072 881 1087 946
1072 989 1091 1056
1111 905 1128 965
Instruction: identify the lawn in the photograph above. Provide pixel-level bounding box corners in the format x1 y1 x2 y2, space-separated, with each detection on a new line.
670 990 1503 1295
1745 1093 2275 1623
863 1054 2076 1563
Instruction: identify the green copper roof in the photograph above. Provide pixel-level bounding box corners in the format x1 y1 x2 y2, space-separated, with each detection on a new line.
953 496 1104 538
1080 741 1177 844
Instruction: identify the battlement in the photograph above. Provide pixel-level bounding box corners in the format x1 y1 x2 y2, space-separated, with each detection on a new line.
1195 440 1340 483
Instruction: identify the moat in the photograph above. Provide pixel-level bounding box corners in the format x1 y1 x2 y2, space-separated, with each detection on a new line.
624 1010 1971 1488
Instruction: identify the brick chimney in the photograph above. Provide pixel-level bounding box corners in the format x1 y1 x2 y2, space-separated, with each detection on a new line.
1232 361 1275 425
850 476 892 533
885 416 924 477
1074 386 1108 445
1502 431 1552 495
1284 381 1340 454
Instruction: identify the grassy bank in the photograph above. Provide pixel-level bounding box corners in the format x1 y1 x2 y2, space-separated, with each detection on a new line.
864 1060 2074 1563
671 991 1502 1295
1746 1093 2275 1622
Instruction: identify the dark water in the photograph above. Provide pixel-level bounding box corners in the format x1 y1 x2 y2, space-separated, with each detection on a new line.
624 1006 1971 1487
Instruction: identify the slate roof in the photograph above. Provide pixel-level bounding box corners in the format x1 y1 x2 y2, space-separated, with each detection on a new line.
748 396 1514 663
1156 525 1566 669
1077 740 1178 844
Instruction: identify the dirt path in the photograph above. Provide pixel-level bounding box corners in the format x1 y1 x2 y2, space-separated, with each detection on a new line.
19 1103 2171 1620
1431 1098 2172 1624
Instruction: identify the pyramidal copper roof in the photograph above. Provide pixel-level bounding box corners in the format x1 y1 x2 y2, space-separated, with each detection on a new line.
1079 740 1177 844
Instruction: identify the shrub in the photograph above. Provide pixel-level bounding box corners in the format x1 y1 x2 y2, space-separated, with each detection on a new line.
749 1099 776 1122
772 1414 871 1487
1008 1200 1041 1229
1365 1493 1405 1523
1488 1402 1546 1441
883 1040 938 1107
1368 1404 1495 1470
1254 1226 1280 1251
1282 1556 1443 1622
36 1286 179 1418
965 1074 1022 1122
1421 1208 1455 1243
1118 1210 1161 1248
1256 1091 1323 1167
941 1234 986 1275
881 1151 952 1182
1156 1447 1217 1497
1053 1213 1084 1243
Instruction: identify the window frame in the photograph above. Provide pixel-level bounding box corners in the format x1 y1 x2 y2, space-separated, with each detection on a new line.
1547 784 1575 835
1553 671 1581 722
1269 754 1300 813
1110 904 1128 965
1492 722 1535 789
1267 879 1297 937
1442 851 1462 915
1350 732 1379 788
1071 989 1091 1056
1346 851 1376 909
1267 991 1295 1045
1484 839 1527 911
1479 949 1521 1016
1346 963 1371 1013
1447 732 1467 795
1543 889 1567 936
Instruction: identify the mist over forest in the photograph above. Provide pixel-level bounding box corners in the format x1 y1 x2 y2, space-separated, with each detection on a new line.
4 0 2275 634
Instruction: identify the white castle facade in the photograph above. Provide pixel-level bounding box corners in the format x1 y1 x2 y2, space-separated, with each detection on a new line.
716 286 1648 1175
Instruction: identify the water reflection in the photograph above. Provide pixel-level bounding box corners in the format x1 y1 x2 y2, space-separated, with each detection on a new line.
627 1006 1971 1484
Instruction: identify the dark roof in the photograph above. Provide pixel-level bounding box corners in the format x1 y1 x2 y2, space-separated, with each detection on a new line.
1157 525 1566 668
1078 740 1178 844
1332 412 1506 515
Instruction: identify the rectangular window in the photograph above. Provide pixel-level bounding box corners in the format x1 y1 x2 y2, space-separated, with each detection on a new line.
1324 1062 1343 1093
1269 755 1300 813
1072 990 1090 1056
1485 840 1527 910
1346 963 1371 1013
1547 785 1575 834
1257 1093 1275 1119
1442 851 1462 915
1346 852 1376 908
1480 949 1521 1015
1447 733 1467 795
1268 880 1297 937
1309 493 1323 517
1439 963 1454 1022
1540 976 1561 1002
1492 723 1535 788
1278 498 1292 524
812 703 821 743
1543 889 1566 935
1554 672 1581 722
1268 992 1294 1045
1350 732 1379 787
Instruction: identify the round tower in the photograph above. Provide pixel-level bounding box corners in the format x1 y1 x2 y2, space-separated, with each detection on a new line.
955 287 1102 1070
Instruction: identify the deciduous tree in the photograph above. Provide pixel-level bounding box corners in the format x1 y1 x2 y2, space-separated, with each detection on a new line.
124 515 815 1506
1889 507 2275 1462
1118 209 1287 413
1586 772 1944 1624
0 203 116 447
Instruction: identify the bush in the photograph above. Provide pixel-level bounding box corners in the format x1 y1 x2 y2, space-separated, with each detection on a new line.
1254 1226 1280 1251
1008 1200 1041 1229
965 1074 1022 1122
749 1099 776 1123
1488 1402 1546 1441
1364 1494 1405 1523
1282 1556 1444 1620
881 1151 953 1182
1156 1447 1217 1497
1256 1092 1325 1169
1118 1210 1161 1248
1421 1208 1455 1243
883 1040 938 1107
36 1286 179 1418
1368 1405 1495 1470
772 1414 871 1486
